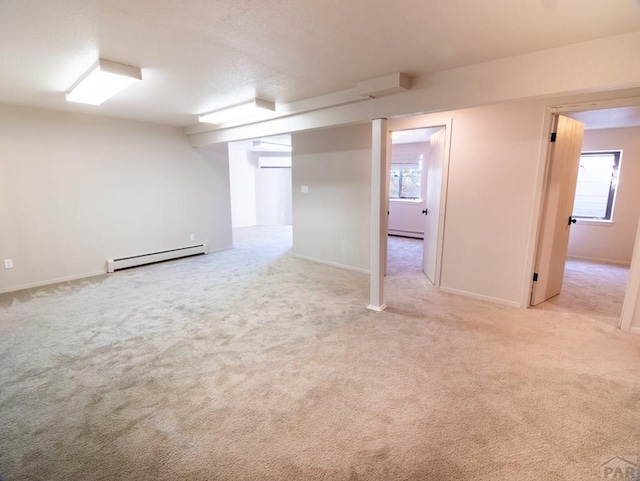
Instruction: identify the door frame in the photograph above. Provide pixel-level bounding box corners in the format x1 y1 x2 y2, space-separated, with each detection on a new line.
369 115 452 311
524 96 640 331
388 118 452 289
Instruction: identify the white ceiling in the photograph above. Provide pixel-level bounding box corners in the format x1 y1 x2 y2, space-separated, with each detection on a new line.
567 106 640 130
392 127 441 144
1 1 640 128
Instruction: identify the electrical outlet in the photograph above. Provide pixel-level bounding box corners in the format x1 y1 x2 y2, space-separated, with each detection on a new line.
4 259 13 269
190 234 195 241
301 185 309 193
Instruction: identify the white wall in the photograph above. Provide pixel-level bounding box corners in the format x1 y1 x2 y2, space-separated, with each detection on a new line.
228 147 292 228
441 102 543 305
388 142 429 238
255 164 292 225
228 146 257 228
388 101 546 306
291 124 371 272
0 105 232 293
567 127 640 265
388 200 424 238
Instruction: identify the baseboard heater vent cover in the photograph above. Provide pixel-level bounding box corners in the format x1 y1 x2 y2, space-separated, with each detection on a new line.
107 244 208 273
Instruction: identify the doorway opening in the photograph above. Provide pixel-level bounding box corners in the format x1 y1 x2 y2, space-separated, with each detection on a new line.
531 106 640 328
384 124 449 296
386 128 431 277
539 258 630 326
228 134 293 251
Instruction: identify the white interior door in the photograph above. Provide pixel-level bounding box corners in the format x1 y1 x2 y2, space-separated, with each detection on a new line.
422 127 446 284
531 115 584 306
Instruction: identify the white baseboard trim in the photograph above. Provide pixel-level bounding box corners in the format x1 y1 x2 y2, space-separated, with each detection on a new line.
0 270 106 294
0 246 231 295
388 230 424 239
439 286 521 308
292 254 370 275
367 304 387 312
566 255 631 267
629 326 640 336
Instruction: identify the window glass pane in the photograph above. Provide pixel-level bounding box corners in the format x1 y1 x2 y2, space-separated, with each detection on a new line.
389 154 423 200
572 153 617 219
390 170 400 198
399 169 421 198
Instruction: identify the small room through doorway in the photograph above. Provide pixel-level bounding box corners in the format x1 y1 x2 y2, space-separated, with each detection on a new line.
386 127 435 277
374 115 452 314
534 106 640 327
381 121 451 314
228 134 293 250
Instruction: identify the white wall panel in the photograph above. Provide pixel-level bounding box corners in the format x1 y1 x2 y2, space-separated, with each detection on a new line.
0 105 232 293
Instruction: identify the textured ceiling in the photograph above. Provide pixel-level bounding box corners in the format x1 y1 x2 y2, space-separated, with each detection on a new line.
1 0 640 127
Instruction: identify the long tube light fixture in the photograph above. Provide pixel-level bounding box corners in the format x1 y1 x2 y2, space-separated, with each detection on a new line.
198 98 276 124
66 59 142 106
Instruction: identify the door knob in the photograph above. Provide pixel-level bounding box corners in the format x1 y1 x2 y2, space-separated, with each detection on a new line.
422 209 428 215
568 216 577 225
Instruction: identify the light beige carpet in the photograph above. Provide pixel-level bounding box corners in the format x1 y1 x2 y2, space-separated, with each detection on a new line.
534 258 629 327
387 235 630 327
1 226 639 481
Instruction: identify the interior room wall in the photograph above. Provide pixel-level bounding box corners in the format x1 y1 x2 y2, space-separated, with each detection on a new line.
291 124 372 273
254 161 292 226
228 146 257 228
388 141 429 238
290 101 547 304
567 126 640 265
228 147 292 228
437 102 544 305
0 104 232 293
389 101 546 306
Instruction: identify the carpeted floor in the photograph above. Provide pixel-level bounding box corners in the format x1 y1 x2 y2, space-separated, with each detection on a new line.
386 235 630 328
534 258 629 327
1 226 639 481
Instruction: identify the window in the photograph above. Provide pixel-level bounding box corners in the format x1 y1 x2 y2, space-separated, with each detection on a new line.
572 151 621 221
390 154 423 200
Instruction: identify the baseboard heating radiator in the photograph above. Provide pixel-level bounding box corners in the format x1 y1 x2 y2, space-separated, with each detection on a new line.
106 244 208 273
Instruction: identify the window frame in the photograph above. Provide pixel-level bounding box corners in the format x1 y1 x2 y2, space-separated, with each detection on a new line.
572 150 622 223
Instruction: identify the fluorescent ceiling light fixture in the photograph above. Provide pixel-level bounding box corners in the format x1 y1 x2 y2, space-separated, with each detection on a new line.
252 140 292 152
198 98 276 124
66 59 142 106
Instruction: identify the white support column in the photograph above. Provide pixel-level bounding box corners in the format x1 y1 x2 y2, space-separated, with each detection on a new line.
369 118 388 312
